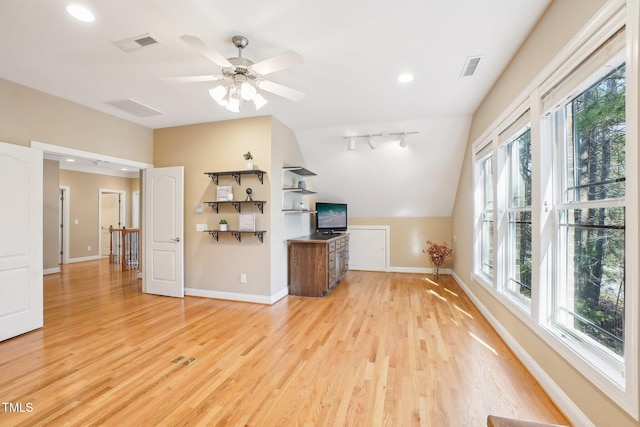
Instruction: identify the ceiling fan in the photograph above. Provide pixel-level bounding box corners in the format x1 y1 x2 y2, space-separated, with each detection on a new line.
167 34 304 112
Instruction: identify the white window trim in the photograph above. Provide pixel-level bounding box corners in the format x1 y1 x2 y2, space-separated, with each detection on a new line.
468 0 639 419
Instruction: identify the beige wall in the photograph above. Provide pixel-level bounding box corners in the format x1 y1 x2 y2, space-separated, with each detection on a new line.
270 118 314 296
452 0 638 426
154 116 315 300
43 160 60 270
154 117 275 297
0 78 153 162
1 76 151 268
350 216 452 269
59 170 139 260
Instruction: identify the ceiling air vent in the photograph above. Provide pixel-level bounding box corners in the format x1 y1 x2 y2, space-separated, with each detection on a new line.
461 56 482 77
106 98 164 118
112 33 160 52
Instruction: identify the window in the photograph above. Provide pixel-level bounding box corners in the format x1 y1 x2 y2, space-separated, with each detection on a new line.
504 127 532 306
477 154 494 280
470 13 636 413
553 63 626 357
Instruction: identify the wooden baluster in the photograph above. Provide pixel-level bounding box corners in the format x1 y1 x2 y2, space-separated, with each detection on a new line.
109 225 114 264
121 226 127 271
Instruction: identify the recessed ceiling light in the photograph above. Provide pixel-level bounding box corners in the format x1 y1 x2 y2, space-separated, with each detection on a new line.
66 158 75 162
121 168 128 171
397 73 414 83
66 5 95 23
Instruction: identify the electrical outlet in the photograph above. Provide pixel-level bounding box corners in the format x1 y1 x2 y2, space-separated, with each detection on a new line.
240 273 247 283
87 245 91 251
196 223 207 232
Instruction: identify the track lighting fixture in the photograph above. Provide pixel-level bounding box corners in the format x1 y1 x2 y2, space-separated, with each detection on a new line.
343 131 419 151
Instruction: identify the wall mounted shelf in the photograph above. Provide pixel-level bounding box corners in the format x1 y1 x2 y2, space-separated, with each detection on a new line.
282 166 317 212
204 200 266 214
282 209 317 214
204 169 266 185
207 230 266 243
282 187 316 195
282 166 317 176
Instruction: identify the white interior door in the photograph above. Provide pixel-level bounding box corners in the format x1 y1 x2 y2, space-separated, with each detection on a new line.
0 142 43 341
143 167 184 298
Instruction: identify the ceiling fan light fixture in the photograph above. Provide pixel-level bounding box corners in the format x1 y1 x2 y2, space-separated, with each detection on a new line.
209 85 228 104
253 93 268 110
240 82 257 101
226 94 240 112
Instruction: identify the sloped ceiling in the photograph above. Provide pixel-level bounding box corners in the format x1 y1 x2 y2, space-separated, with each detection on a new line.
0 0 550 216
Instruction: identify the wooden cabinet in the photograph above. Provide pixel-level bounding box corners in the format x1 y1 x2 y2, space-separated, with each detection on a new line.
288 234 349 297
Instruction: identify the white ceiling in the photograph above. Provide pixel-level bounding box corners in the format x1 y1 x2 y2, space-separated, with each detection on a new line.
0 0 550 216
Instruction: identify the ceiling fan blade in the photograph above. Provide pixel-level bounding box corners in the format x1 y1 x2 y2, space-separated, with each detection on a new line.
258 80 305 102
251 51 303 75
162 75 223 83
179 35 233 68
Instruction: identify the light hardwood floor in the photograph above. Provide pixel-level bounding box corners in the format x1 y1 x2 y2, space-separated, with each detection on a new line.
0 260 570 426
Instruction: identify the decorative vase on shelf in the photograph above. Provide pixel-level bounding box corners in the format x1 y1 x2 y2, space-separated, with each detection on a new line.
220 224 228 231
246 161 253 170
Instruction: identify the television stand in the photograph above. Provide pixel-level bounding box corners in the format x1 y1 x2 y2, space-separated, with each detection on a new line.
287 234 349 297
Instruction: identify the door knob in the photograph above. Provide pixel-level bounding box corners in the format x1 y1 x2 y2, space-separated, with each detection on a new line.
171 237 180 242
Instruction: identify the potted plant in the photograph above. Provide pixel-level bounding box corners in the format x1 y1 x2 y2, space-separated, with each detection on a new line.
219 219 228 231
423 240 453 280
243 151 253 170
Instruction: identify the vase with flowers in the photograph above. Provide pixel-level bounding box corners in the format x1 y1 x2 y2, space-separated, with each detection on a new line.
423 240 453 280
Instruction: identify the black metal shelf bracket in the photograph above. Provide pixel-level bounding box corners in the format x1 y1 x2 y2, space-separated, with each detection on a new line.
206 230 265 243
204 170 265 186
204 200 266 214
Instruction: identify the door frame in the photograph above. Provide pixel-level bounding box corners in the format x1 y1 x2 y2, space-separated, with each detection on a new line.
31 140 152 267
59 185 70 265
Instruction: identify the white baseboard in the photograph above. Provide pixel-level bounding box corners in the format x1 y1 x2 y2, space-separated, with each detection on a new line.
387 266 452 275
43 267 61 275
68 255 102 264
349 266 389 272
450 271 593 427
185 287 288 305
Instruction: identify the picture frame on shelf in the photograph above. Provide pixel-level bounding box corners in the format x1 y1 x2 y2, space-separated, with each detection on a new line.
217 185 232 201
238 213 256 231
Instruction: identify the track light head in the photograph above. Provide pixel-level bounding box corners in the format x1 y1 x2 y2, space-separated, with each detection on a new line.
399 133 410 148
368 136 377 149
348 136 356 150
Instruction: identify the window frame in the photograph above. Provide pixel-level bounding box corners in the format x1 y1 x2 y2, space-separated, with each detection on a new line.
501 125 533 312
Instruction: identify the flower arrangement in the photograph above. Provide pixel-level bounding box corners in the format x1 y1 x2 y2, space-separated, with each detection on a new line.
423 240 453 279
243 151 253 160
219 219 228 224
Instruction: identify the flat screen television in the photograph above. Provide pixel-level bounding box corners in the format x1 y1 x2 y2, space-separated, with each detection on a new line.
315 202 348 234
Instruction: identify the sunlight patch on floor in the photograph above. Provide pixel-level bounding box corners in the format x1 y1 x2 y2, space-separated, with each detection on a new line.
469 332 498 356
